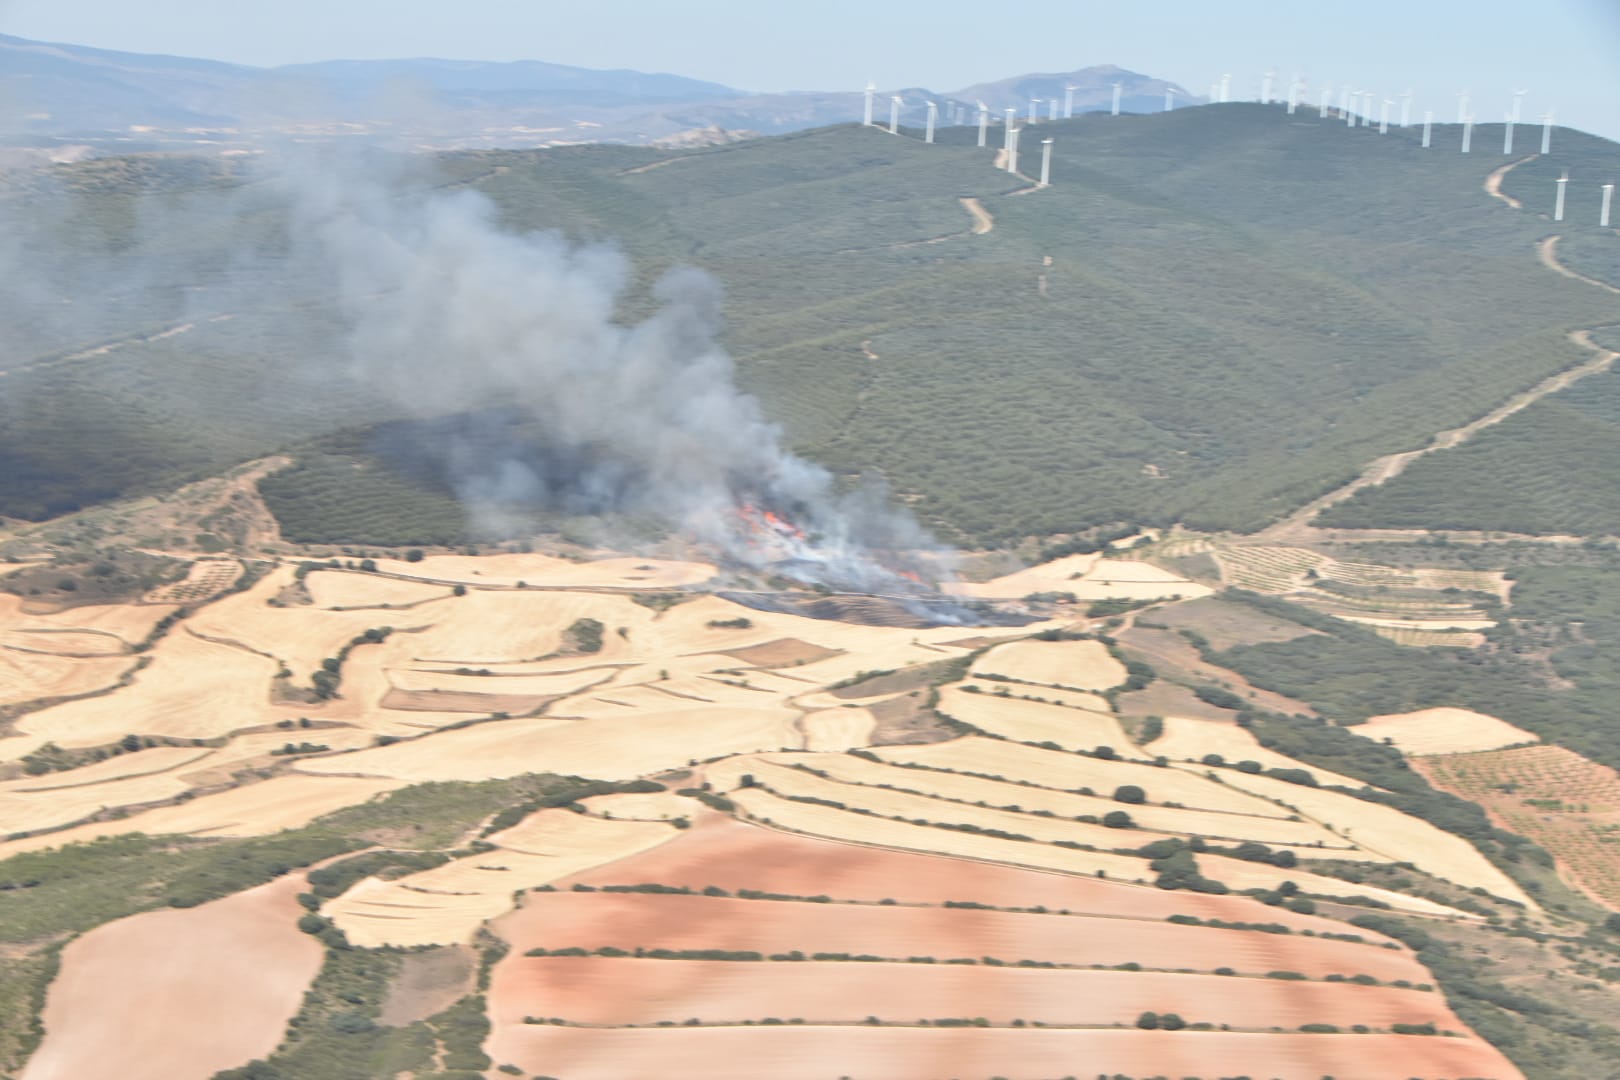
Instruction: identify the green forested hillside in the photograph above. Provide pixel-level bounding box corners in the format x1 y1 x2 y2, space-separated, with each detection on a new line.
4 106 1618 544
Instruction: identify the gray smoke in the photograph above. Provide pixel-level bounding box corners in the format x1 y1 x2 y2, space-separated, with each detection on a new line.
277 150 952 592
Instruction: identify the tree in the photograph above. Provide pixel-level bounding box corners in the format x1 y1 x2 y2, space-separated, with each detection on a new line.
1135 1011 1160 1029
1112 784 1146 805
1102 810 1134 829
1159 1013 1186 1030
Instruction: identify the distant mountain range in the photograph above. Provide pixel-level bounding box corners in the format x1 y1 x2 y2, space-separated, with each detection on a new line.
0 33 1198 155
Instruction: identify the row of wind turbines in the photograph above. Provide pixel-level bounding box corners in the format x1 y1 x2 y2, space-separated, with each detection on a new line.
859 75 1616 226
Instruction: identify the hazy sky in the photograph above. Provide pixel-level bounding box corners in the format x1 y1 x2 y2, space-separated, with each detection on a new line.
4 0 1620 139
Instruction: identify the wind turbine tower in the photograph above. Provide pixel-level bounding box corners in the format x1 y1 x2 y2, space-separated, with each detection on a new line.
1165 87 1175 112
1555 171 1568 221
1461 115 1474 153
1318 84 1333 117
1512 89 1527 125
1261 69 1275 104
1457 90 1470 124
1541 111 1554 154
1111 82 1123 115
1380 99 1391 134
1008 126 1021 174
1400 90 1413 127
1602 183 1614 228
1048 98 1058 120
1029 98 1040 123
1422 110 1433 148
1346 90 1358 128
1004 107 1017 158
889 95 901 135
1219 74 1231 102
1286 77 1299 114
863 82 875 126
925 101 938 143
1039 138 1054 187
977 101 990 147
1064 84 1076 118
1503 111 1514 154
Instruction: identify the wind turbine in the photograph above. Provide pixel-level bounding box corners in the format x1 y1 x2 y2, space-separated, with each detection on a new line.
1361 91 1375 126
977 101 990 147
1164 87 1175 112
1285 76 1299 115
1064 83 1077 118
1260 68 1275 104
863 82 876 126
1111 82 1122 115
1004 107 1017 160
1554 171 1568 221
1399 90 1413 127
1379 99 1391 134
1422 110 1434 148
1047 98 1058 121
1461 114 1474 153
1039 137 1054 187
1219 73 1231 102
1339 84 1353 118
1318 82 1333 117
1029 97 1040 123
1345 88 1358 128
1541 110 1554 155
1511 89 1527 125
1503 110 1514 155
1457 89 1470 124
925 100 938 143
1602 183 1614 228
889 95 902 135
1008 125 1021 174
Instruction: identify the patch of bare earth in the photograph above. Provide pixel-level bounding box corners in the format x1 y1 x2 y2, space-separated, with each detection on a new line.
378 945 476 1026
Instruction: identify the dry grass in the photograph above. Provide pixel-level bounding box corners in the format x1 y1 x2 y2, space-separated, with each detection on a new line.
1355 707 1538 756
1146 717 1373 790
969 639 1127 692
303 569 452 608
935 686 1140 756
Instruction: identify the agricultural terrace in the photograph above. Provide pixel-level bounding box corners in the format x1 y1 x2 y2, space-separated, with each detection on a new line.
1418 743 1620 910
1356 707 1539 756
478 813 1516 1080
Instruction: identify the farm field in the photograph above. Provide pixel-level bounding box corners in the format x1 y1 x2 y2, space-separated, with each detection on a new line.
1418 743 1620 910
968 637 1127 691
1355 707 1539 756
21 873 320 1080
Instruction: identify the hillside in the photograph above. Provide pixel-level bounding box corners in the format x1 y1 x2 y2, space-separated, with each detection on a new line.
3 104 1618 548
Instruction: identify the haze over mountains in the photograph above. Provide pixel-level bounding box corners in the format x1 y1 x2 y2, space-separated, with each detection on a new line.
0 32 1195 154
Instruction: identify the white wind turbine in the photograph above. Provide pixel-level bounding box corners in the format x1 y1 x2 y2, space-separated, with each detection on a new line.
1007 125 1021 173
1029 97 1040 123
1503 110 1514 154
1554 171 1568 221
1219 73 1231 102
1541 110 1554 155
1601 183 1613 228
1111 82 1123 115
1422 110 1433 148
1165 86 1175 112
1379 98 1392 133
889 95 902 134
1399 89 1413 127
1511 89 1527 125
977 100 990 147
1461 113 1474 153
1039 137 1054 187
925 100 938 143
1003 107 1017 161
1260 68 1275 104
1064 83 1077 118
1048 98 1059 120
1318 82 1333 118
863 82 876 126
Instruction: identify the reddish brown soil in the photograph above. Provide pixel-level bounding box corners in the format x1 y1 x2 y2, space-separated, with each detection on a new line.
720 639 843 667
487 1025 1522 1080
491 956 1462 1031
495 892 1426 984
559 814 1386 940
22 874 320 1080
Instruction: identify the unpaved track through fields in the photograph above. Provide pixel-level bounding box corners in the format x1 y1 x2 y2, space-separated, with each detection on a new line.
1539 235 1620 295
959 196 993 234
1484 154 1538 208
1263 326 1620 540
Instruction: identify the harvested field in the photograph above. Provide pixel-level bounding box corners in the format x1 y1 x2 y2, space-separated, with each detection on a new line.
495 891 1428 983
387 665 614 697
1355 707 1539 756
303 569 452 609
0 648 135 707
969 638 1126 691
943 553 1099 599
378 945 475 1026
13 600 179 646
1147 717 1373 790
370 552 716 588
740 752 1351 850
708 758 1185 851
945 556 1209 603
0 745 209 790
584 790 695 820
324 811 676 947
0 769 193 835
564 814 1394 938
0 628 126 657
960 679 1111 712
1114 681 1238 722
800 707 875 751
1419 744 1620 909
876 737 1292 817
17 631 280 746
297 707 800 782
1216 769 1535 906
935 686 1140 755
497 955 1459 1030
488 1023 1520 1080
22 873 320 1080
719 637 843 668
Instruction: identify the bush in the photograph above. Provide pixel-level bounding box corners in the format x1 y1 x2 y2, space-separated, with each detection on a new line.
1112 784 1147 805
1101 810 1134 829
1135 1011 1160 1030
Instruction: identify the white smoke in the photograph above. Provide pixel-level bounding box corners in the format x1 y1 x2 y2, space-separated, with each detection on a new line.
278 151 950 593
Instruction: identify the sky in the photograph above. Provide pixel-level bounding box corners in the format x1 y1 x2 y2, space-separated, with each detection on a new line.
3 0 1620 140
